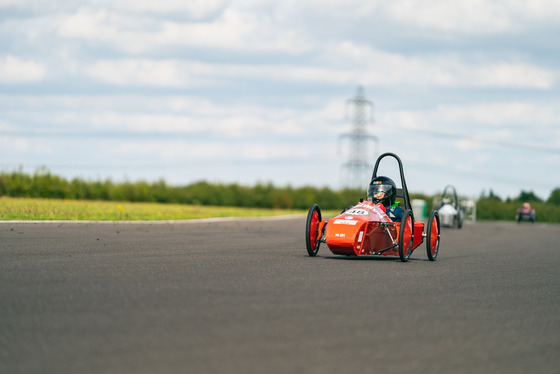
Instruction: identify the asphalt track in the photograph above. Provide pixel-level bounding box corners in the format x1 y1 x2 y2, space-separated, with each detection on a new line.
1 217 559 374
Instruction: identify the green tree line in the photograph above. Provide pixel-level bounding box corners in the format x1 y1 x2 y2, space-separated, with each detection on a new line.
0 168 367 210
1 168 559 222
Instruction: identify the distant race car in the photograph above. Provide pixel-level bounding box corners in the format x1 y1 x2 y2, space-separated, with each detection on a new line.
305 152 440 262
516 202 536 223
437 185 465 229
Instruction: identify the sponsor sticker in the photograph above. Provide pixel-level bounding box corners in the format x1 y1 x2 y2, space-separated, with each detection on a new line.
334 219 358 225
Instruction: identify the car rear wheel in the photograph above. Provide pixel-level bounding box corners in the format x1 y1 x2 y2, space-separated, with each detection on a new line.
426 210 440 261
398 209 414 262
305 204 322 257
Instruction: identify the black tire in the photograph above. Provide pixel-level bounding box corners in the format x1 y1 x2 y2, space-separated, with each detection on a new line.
426 210 440 261
305 204 322 257
398 209 414 262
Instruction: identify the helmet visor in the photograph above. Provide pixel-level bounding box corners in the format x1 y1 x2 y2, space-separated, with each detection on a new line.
368 184 393 196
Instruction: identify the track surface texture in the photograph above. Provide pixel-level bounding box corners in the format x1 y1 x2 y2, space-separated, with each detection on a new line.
1 217 559 374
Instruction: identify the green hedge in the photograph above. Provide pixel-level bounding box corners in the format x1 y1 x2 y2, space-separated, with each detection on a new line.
476 190 560 223
1 169 559 222
476 199 560 223
0 168 366 210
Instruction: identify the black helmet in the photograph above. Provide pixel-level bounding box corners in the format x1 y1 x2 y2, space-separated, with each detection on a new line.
368 176 397 206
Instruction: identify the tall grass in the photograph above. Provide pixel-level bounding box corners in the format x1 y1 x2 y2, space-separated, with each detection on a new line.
0 197 307 221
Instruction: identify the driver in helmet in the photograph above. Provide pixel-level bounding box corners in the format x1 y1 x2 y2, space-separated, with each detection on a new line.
367 176 404 221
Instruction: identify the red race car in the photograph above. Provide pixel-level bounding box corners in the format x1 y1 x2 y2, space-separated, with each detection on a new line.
305 152 440 262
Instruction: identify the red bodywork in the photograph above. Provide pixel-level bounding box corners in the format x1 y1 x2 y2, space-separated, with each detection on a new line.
318 201 424 257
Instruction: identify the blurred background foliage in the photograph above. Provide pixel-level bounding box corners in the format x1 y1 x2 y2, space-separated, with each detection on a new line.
1 168 559 222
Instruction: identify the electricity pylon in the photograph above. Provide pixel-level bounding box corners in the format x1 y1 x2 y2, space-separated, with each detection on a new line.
339 86 378 189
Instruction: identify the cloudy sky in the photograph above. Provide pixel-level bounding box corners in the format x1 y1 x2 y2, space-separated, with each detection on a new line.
1 0 559 200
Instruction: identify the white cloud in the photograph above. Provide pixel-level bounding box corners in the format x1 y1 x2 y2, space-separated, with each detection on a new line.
80 51 556 91
85 59 198 87
0 94 332 138
0 0 84 11
116 0 228 18
0 56 46 83
0 137 30 153
0 0 21 5
154 9 259 50
326 42 557 89
111 140 223 160
382 101 560 130
386 0 560 34
431 102 560 130
107 137 315 163
386 0 514 33
55 7 289 54
56 9 158 45
236 0 560 36
1 0 559 197
65 7 311 55
471 63 555 89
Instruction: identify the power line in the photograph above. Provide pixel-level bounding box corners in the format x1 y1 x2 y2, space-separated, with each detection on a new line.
389 125 560 154
2 123 557 155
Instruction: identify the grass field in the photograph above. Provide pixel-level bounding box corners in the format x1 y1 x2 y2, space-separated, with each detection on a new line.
0 197 312 221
